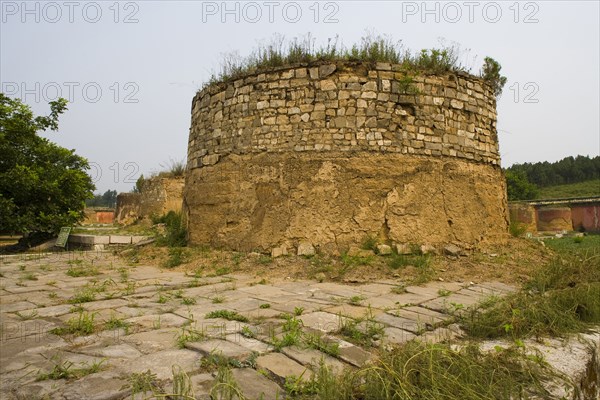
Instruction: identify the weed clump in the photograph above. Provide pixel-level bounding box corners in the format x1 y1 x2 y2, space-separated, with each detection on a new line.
154 211 187 248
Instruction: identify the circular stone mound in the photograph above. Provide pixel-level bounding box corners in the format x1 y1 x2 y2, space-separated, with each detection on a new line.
184 62 509 253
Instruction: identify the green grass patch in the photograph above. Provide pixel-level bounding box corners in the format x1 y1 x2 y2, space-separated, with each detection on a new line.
205 310 249 322
66 265 100 277
543 234 600 257
387 253 431 270
104 313 130 332
51 311 96 336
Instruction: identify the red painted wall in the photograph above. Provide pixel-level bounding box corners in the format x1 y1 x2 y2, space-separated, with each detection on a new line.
571 204 600 232
96 212 114 224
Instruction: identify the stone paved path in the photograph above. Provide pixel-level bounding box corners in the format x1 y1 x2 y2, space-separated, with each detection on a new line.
0 251 515 399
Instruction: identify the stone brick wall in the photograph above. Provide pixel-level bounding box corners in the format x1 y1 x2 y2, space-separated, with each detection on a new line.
185 62 508 253
188 62 499 169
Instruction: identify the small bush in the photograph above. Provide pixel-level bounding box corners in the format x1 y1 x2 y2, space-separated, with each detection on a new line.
155 211 187 247
360 235 378 252
480 56 507 97
508 220 527 237
158 158 186 177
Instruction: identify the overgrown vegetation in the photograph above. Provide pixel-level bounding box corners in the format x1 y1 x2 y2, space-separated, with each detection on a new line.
291 341 561 399
154 211 187 247
462 235 600 339
205 33 505 97
158 158 186 178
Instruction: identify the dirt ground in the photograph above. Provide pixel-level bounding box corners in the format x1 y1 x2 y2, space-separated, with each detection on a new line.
129 237 551 288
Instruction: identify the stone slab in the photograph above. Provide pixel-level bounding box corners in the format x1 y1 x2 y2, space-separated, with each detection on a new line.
113 349 200 380
109 235 132 245
1 301 39 314
256 352 312 383
185 339 252 360
225 334 273 354
121 328 180 353
282 345 348 374
375 313 423 334
61 371 130 400
337 340 373 367
125 312 189 330
389 306 449 326
76 343 142 359
300 311 346 333
323 304 382 319
383 327 417 345
231 368 285 400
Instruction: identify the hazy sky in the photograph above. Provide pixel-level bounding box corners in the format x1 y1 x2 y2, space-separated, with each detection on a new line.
2 0 599 193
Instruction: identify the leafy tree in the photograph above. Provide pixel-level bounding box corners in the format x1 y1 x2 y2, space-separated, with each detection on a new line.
132 174 145 193
505 170 539 201
480 57 507 97
0 94 94 244
86 189 117 208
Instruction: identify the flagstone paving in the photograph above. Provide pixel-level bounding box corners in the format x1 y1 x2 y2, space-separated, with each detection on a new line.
0 251 514 399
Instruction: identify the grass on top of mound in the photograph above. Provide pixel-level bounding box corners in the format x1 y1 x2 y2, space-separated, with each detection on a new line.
203 33 506 96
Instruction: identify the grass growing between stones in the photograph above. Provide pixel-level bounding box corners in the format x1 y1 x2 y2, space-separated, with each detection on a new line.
461 235 600 339
461 255 600 339
205 309 249 323
292 341 561 399
66 264 100 277
37 356 105 381
51 311 97 336
176 326 206 348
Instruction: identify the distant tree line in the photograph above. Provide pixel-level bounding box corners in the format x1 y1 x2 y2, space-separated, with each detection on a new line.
85 189 117 208
506 155 599 187
504 155 599 200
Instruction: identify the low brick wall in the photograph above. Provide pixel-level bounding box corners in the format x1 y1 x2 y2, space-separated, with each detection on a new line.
509 198 600 233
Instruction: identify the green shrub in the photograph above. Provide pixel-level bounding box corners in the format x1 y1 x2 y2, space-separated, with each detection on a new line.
360 235 378 252
508 220 527 237
480 56 507 97
155 211 187 247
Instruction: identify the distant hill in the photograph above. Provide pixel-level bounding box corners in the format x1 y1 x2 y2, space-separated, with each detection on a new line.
536 179 600 200
505 155 600 200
